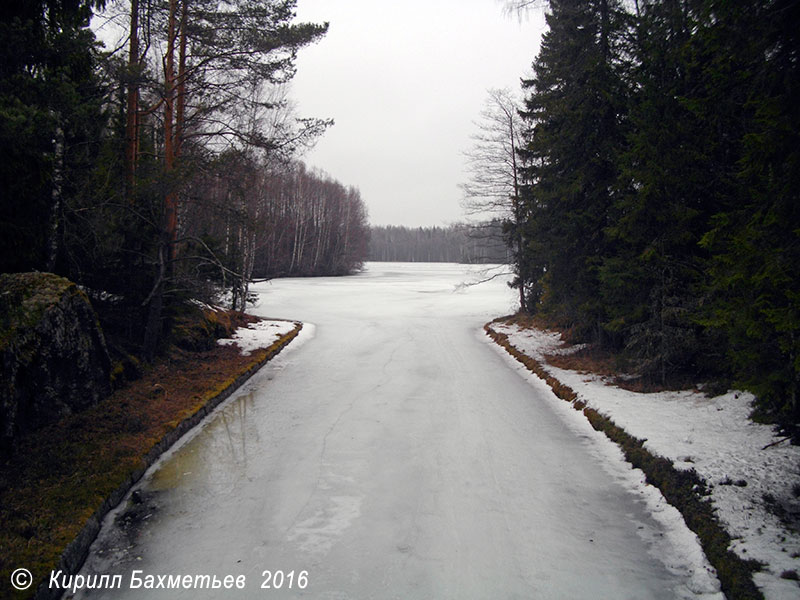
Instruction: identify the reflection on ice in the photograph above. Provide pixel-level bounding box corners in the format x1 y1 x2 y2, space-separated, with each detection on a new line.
148 390 258 494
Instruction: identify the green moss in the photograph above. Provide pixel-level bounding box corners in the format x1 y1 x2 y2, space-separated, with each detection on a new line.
110 361 125 387
0 272 77 350
109 352 142 389
169 302 242 352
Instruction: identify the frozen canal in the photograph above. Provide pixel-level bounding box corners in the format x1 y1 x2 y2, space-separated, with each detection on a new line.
74 263 717 599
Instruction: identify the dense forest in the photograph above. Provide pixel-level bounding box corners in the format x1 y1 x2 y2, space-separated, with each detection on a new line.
0 0 368 358
2 0 798 428
497 0 799 427
368 223 510 264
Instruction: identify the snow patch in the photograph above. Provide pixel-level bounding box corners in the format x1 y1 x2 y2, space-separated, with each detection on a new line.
217 319 297 355
188 298 222 312
491 322 800 600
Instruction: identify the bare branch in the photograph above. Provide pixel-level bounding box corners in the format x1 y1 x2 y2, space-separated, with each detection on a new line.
500 0 548 22
454 266 513 291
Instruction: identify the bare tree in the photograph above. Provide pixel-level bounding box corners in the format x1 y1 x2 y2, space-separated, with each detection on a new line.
500 0 547 20
461 88 528 312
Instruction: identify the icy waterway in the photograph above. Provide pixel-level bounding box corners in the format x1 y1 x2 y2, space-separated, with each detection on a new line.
73 263 718 599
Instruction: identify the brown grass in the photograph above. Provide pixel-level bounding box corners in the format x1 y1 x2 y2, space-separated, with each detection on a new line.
500 314 698 393
0 317 300 600
543 346 697 393
544 346 620 377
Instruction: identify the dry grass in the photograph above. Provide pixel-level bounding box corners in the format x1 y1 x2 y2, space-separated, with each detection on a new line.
544 346 620 377
544 344 699 393
501 314 698 393
0 316 300 600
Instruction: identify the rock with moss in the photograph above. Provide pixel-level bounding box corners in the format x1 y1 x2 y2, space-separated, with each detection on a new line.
0 272 111 453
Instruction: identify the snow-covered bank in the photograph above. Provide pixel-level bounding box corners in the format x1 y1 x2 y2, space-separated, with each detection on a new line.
489 321 800 599
216 319 297 355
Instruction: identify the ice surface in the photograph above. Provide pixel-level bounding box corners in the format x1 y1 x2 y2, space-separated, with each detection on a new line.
73 263 727 599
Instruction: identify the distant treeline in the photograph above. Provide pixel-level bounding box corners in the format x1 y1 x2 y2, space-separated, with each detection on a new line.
188 160 369 283
368 224 510 264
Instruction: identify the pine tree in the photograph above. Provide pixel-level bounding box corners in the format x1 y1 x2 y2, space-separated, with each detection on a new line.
137 0 328 358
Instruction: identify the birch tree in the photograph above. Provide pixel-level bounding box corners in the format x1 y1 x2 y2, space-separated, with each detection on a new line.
461 88 528 312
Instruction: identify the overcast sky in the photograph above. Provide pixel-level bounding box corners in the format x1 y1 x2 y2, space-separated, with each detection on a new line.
289 0 546 227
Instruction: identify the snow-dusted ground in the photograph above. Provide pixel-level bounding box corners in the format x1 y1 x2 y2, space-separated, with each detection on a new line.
490 322 800 599
216 319 297 355
72 263 757 599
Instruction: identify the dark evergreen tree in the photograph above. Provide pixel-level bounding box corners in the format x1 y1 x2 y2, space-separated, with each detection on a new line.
599 0 715 381
698 0 800 425
518 0 631 340
515 0 800 426
0 0 105 273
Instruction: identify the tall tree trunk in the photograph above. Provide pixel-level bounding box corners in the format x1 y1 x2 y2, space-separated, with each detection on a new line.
125 0 140 202
175 0 188 159
142 0 179 359
507 100 527 313
600 0 610 60
163 0 178 265
142 244 167 359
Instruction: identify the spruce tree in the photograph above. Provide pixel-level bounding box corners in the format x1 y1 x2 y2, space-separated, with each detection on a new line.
0 0 105 273
698 0 800 424
518 0 630 340
600 0 713 381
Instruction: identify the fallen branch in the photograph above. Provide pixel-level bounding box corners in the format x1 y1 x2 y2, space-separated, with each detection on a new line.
762 436 792 450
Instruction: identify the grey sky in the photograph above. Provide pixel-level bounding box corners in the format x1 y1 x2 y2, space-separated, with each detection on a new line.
290 0 546 227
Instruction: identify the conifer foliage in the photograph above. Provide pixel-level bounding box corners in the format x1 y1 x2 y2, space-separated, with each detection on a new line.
519 0 630 339
515 0 800 427
0 0 106 274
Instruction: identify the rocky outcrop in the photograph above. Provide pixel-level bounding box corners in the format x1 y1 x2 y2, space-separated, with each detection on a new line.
1 272 111 453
